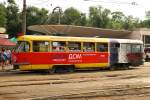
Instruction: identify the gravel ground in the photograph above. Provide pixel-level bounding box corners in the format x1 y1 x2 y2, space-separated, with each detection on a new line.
0 63 150 100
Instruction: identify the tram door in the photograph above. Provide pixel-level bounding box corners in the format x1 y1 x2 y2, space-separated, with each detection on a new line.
119 44 130 63
110 43 120 66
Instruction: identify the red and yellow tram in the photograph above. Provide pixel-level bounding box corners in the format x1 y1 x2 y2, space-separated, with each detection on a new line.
12 35 143 72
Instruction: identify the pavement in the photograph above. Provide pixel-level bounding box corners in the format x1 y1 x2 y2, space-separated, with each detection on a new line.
0 64 13 71
143 62 150 66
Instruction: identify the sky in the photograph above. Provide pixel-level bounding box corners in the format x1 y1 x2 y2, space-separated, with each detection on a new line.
1 0 150 20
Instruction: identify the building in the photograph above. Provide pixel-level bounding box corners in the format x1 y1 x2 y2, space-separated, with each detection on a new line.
0 27 16 47
131 29 150 48
28 25 150 48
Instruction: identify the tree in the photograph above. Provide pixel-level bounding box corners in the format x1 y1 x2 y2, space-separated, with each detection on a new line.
6 0 21 37
141 11 150 28
123 16 140 30
111 11 125 21
62 7 86 26
0 3 7 27
78 13 87 26
88 6 111 28
26 7 49 26
146 11 150 20
48 11 62 24
108 11 125 29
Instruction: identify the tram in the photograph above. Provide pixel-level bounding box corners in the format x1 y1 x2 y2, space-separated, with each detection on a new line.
12 35 144 72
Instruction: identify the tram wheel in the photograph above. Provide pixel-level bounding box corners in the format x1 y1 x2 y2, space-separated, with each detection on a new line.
68 66 75 73
49 67 56 74
109 66 116 71
122 64 129 70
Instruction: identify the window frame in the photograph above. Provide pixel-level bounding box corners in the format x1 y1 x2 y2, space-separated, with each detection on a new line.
32 41 50 52
51 41 67 52
131 44 142 53
96 42 108 52
68 41 82 52
83 42 95 52
15 41 30 52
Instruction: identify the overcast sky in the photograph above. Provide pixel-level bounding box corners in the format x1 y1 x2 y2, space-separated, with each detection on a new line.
1 0 150 20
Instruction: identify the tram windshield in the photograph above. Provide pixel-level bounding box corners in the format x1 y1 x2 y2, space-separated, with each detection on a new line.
15 41 30 52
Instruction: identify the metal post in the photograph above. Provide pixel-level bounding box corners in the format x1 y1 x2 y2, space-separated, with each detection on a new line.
52 7 62 24
58 11 61 24
22 0 26 35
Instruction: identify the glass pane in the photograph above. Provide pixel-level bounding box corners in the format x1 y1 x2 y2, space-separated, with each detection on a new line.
52 41 66 52
33 41 49 52
126 44 131 53
68 42 81 52
145 36 150 44
132 44 141 53
83 42 95 52
15 41 30 52
97 43 108 52
110 43 120 53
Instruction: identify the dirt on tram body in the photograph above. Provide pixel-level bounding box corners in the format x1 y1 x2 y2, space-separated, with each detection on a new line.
0 63 150 100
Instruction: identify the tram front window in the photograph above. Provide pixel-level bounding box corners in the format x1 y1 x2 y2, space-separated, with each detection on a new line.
15 41 30 52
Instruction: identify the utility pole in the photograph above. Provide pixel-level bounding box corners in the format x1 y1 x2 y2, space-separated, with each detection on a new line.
22 0 26 35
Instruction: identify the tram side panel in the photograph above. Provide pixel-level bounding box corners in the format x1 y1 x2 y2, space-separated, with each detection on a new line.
12 52 109 71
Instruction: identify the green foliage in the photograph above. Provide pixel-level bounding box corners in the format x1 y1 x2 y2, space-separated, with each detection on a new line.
7 0 15 4
142 11 150 28
111 11 125 21
140 20 150 28
108 11 125 29
26 7 49 26
123 16 140 30
88 6 111 28
0 3 7 27
6 0 21 35
146 11 150 20
48 11 61 24
48 7 87 26
62 7 86 25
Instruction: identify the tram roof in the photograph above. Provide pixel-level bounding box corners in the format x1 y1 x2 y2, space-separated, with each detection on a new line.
17 35 109 42
110 38 143 44
28 25 132 38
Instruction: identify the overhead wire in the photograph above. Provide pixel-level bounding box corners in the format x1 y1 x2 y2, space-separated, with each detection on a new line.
84 0 138 6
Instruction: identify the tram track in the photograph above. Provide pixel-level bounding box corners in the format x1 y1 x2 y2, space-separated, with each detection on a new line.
26 85 150 100
0 66 150 100
0 73 148 88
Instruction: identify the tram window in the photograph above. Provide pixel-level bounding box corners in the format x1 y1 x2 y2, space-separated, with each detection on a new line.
126 44 131 53
33 41 49 52
97 43 108 52
132 44 141 53
52 41 66 52
83 42 95 52
110 43 120 53
15 41 30 52
68 42 81 52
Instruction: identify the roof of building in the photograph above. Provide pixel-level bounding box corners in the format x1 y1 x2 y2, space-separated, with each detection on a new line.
28 25 132 38
0 38 16 46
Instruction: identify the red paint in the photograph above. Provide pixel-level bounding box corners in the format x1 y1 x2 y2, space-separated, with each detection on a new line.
0 38 16 46
127 53 143 65
12 52 109 65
